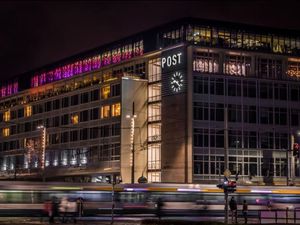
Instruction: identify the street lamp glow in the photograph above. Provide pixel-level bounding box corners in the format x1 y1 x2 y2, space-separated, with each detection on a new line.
37 125 46 172
126 112 137 184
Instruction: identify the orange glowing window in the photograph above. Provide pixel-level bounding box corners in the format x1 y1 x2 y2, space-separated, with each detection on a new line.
101 85 110 99
24 105 32 117
101 105 110 118
2 128 9 137
3 111 10 121
111 103 121 117
71 114 79 124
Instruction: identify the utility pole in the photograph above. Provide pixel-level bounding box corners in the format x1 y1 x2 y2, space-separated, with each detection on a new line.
37 125 46 182
224 107 229 224
126 102 137 184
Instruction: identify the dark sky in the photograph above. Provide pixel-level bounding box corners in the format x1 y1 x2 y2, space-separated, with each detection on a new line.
1 0 300 83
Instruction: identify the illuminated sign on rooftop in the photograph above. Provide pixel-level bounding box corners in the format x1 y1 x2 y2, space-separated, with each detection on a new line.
31 40 144 88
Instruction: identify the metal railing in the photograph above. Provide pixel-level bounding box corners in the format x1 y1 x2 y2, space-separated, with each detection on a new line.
259 208 300 224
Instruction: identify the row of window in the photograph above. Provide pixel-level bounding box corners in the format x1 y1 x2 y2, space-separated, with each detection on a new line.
0 84 120 122
2 103 121 137
0 144 120 171
194 76 300 101
194 103 300 126
194 155 289 177
0 123 120 151
193 51 300 79
194 128 289 150
187 24 300 55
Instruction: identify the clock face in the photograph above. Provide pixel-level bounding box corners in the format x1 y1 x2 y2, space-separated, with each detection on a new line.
170 71 184 92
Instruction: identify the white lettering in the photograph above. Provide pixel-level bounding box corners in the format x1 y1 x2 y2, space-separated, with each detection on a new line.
167 57 172 67
161 52 183 69
177 52 182 64
162 58 166 68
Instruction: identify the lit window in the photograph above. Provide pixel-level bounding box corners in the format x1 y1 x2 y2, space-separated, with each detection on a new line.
111 103 121 117
101 105 110 118
71 114 79 124
3 111 10 121
101 85 110 99
2 128 10 137
24 105 32 117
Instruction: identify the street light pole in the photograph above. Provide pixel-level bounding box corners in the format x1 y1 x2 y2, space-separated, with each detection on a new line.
37 125 46 182
224 107 229 224
126 102 137 184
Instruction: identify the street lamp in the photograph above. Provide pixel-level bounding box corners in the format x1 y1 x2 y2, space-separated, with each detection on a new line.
126 112 137 184
37 125 46 181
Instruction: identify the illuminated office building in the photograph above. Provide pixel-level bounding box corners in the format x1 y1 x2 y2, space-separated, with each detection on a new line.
1 18 300 184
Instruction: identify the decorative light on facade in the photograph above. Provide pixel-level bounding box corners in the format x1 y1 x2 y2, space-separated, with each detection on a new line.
37 125 46 169
30 40 144 88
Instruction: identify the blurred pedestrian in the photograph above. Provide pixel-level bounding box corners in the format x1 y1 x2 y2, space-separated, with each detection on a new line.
267 200 272 210
51 196 59 223
59 197 68 223
242 200 248 224
44 199 53 223
229 196 237 224
77 197 83 217
156 197 164 221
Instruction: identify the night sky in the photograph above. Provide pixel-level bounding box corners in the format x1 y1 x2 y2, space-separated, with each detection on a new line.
1 0 300 83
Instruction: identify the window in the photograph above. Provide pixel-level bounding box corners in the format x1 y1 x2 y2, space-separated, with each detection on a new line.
61 132 69 143
194 128 209 147
24 105 32 117
3 111 10 121
71 114 79 124
80 128 88 140
101 105 110 118
260 82 273 99
62 97 69 108
193 51 219 73
256 57 282 79
45 101 52 112
80 110 89 122
111 103 121 117
227 80 241 96
71 95 79 106
111 83 120 97
70 130 78 142
148 58 161 82
53 116 60 127
90 108 99 120
193 102 208 120
148 103 161 122
81 92 89 104
101 85 110 99
100 125 110 137
223 55 251 76
53 99 60 110
148 144 161 170
61 114 69 125
287 59 300 78
260 107 273 124
194 77 208 94
148 83 161 102
90 127 99 139
18 108 24 118
2 128 9 137
111 123 121 136
148 123 161 142
91 89 99 101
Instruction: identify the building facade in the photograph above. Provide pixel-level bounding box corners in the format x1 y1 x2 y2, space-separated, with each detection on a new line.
1 18 300 185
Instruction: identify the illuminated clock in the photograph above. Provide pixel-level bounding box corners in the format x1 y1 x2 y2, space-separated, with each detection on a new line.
170 71 184 92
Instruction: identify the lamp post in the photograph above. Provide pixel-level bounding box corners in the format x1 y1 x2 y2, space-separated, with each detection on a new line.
224 107 229 224
126 102 137 184
37 125 46 182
